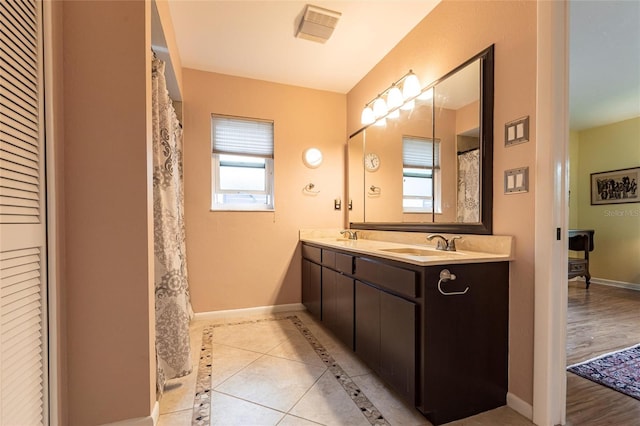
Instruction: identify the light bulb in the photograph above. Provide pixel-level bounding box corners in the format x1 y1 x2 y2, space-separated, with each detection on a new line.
387 86 403 109
373 97 388 118
388 109 400 119
402 72 421 100
361 106 375 125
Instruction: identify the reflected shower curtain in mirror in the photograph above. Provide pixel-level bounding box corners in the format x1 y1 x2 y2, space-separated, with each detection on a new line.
152 57 193 395
457 149 480 222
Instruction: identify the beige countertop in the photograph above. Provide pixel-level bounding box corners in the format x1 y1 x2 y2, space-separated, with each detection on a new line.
299 229 514 267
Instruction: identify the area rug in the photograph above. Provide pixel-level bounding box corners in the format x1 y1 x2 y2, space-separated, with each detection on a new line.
567 344 640 400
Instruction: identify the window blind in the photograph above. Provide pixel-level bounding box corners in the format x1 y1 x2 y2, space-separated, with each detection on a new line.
403 136 440 169
212 115 273 158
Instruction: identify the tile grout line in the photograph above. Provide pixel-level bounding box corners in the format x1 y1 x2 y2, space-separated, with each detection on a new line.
190 314 390 426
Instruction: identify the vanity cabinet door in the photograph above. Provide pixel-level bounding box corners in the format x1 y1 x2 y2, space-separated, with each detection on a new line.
302 259 322 319
355 281 380 371
322 268 354 349
355 280 416 401
321 268 337 327
380 291 416 403
335 273 354 349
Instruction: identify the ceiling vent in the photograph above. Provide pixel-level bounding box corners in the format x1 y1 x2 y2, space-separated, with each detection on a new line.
296 4 341 44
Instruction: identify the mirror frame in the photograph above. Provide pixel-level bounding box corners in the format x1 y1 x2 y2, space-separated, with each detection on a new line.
350 45 494 234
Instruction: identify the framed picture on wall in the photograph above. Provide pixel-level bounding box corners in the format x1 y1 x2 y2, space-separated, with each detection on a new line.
590 167 640 205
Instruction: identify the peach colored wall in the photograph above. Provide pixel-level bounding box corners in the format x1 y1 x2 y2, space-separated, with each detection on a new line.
346 0 537 404
62 1 155 424
183 69 346 312
574 117 640 285
456 100 480 134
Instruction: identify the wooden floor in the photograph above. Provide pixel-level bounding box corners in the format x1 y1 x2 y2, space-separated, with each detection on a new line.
565 280 640 425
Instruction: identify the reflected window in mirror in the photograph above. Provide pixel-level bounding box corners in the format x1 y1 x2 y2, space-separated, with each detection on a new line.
402 136 440 213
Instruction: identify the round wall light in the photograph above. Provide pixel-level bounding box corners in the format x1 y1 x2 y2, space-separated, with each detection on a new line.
302 147 323 168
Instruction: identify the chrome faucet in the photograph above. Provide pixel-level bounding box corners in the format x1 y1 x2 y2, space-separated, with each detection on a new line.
340 230 358 240
427 234 461 251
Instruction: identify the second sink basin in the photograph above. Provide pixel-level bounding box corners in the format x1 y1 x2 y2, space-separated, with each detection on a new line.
379 247 460 256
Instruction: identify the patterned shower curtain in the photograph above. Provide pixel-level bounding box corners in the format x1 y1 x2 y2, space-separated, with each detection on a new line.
152 57 193 394
456 149 480 223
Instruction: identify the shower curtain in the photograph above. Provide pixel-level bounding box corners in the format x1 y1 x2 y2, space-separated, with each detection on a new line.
457 149 480 223
152 57 193 394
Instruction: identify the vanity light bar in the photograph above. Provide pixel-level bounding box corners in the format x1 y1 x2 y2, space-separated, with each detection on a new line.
361 70 423 125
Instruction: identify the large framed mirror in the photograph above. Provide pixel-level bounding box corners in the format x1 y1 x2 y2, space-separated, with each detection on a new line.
348 45 494 234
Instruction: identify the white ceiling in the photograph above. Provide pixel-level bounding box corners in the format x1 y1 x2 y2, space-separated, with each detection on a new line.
166 1 640 130
167 0 440 94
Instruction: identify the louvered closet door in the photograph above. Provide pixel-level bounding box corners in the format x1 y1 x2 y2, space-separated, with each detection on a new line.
0 0 48 425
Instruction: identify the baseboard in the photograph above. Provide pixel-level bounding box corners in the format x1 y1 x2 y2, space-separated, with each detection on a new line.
589 277 640 291
193 303 306 322
100 401 159 426
507 392 533 420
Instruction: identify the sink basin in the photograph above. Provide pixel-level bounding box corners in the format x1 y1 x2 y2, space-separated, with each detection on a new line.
379 247 460 256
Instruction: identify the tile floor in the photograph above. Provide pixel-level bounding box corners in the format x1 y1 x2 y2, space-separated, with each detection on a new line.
158 310 533 426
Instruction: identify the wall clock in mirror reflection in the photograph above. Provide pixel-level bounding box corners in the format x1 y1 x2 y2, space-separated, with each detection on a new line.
364 152 380 172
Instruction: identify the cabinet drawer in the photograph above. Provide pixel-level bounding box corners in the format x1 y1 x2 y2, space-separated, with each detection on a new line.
569 259 587 273
302 244 322 264
355 257 417 298
335 253 354 274
322 249 336 268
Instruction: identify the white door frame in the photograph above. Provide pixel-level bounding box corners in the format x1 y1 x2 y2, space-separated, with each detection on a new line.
533 1 569 425
43 1 60 424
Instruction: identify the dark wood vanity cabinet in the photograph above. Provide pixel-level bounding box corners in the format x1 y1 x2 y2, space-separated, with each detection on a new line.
322 269 354 349
421 262 509 424
302 244 355 349
301 259 321 318
354 256 417 403
301 242 509 425
356 280 416 402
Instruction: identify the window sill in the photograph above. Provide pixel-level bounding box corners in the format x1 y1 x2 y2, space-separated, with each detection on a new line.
402 211 443 214
210 208 275 212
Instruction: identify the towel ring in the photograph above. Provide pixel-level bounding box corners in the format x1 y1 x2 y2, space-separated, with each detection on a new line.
303 183 320 194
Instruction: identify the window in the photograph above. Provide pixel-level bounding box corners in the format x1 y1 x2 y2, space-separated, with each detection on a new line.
402 136 440 212
211 115 274 210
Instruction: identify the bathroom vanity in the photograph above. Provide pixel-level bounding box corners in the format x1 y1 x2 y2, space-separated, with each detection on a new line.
300 233 511 425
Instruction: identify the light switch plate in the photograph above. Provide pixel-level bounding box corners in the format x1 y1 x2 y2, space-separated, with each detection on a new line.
505 116 530 146
504 167 529 194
